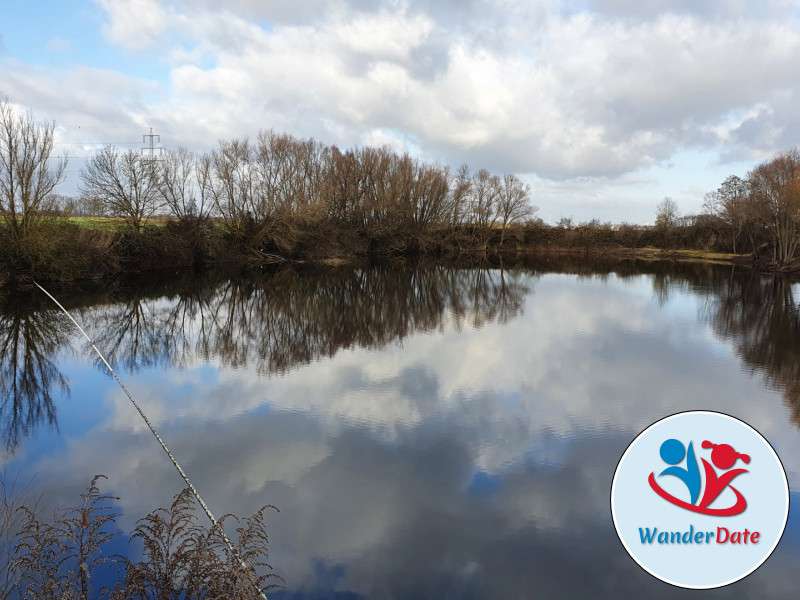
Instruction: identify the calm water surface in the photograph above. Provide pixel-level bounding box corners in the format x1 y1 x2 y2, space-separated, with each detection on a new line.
2 260 800 598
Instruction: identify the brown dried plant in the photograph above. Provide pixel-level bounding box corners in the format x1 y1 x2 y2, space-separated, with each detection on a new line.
16 474 121 599
7 477 281 600
115 488 282 600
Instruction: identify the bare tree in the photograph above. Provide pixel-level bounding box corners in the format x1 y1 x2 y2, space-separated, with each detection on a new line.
448 164 471 226
655 197 680 230
252 130 285 220
0 95 67 242
196 152 214 219
496 173 535 246
395 155 449 234
748 148 800 265
468 169 501 249
252 130 325 222
357 145 394 232
207 138 254 237
703 175 750 253
160 147 209 221
320 146 362 225
80 146 162 231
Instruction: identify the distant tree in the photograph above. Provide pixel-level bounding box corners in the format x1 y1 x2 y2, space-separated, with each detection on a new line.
80 146 162 231
703 175 750 252
0 94 67 242
357 145 395 232
655 197 680 230
496 174 535 246
206 138 254 237
461 169 500 249
557 216 574 229
49 193 74 216
160 147 210 221
748 148 800 265
448 164 472 226
252 130 326 222
405 157 450 232
319 145 361 225
195 152 214 218
252 130 291 220
469 170 498 227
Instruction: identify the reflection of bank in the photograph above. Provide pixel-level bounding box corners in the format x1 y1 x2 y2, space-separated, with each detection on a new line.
5 261 800 453
0 298 72 451
0 263 531 450
700 273 800 428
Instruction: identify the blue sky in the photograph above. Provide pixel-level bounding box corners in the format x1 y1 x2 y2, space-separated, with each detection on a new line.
2 0 800 223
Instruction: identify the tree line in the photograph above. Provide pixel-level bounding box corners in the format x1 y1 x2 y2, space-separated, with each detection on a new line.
702 148 800 266
78 132 536 251
1 94 535 258
4 91 800 282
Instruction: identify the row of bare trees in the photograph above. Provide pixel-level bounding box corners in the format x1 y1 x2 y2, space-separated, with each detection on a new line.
704 148 800 265
1 94 536 254
79 130 536 247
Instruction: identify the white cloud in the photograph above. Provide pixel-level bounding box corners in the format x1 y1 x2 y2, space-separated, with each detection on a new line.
585 0 800 20
73 1 800 177
96 0 167 51
2 0 800 217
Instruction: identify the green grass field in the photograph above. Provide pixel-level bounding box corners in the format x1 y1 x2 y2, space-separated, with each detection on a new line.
67 216 124 230
67 216 170 230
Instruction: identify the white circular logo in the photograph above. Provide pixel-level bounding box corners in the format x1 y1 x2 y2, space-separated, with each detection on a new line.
611 411 789 589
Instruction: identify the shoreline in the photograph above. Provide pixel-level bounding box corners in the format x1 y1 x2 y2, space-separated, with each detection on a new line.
2 218 797 289
3 245 793 296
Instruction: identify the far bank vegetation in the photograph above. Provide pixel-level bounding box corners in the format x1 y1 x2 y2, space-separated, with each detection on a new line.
77 131 538 256
3 94 800 283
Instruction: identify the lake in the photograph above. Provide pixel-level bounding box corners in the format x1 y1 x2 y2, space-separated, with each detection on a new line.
2 259 799 598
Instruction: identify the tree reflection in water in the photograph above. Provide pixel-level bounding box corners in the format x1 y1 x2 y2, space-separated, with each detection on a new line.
2 259 799 452
0 263 530 450
700 271 800 425
0 296 71 450
645 261 800 425
72 264 530 376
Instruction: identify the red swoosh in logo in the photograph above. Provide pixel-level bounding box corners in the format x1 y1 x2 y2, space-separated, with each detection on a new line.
648 472 747 516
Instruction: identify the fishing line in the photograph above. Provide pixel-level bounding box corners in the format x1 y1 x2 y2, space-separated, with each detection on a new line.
33 280 269 599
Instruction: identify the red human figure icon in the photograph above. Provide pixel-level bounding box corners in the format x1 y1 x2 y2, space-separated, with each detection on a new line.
698 441 750 509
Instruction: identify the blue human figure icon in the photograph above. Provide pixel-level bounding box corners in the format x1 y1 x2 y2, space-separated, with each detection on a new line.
658 438 701 505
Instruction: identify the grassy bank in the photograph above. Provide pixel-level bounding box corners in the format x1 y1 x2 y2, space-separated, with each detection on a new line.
506 245 751 266
615 247 749 265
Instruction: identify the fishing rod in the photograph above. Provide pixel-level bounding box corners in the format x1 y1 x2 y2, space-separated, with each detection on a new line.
33 280 269 600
